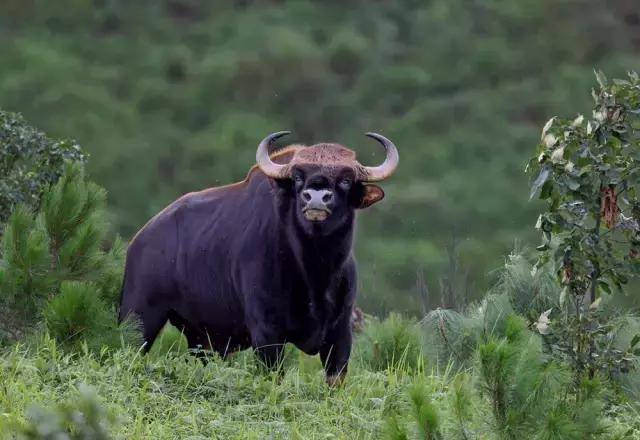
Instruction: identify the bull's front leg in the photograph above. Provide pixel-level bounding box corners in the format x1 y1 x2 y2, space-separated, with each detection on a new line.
320 311 353 386
246 294 286 371
251 324 286 370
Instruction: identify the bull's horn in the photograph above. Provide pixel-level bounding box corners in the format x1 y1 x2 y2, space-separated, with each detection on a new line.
256 131 291 178
362 133 399 181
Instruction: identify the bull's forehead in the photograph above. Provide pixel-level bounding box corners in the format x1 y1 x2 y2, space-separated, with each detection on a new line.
290 143 357 166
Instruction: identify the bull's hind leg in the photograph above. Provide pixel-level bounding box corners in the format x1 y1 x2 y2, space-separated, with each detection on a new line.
184 330 211 358
120 300 169 353
138 308 170 353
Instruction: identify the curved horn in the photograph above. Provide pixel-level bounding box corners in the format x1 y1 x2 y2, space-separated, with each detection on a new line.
362 132 399 181
256 131 291 178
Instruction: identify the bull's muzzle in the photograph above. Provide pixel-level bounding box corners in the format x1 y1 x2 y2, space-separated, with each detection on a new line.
302 189 333 221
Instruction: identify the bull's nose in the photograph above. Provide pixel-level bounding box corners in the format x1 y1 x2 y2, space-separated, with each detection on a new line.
302 189 333 207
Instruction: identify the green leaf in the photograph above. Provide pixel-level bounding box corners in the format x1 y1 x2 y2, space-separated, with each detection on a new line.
535 215 543 229
540 181 554 200
559 286 568 307
541 117 556 140
630 334 640 349
566 178 580 191
594 69 608 88
530 166 551 200
598 280 611 295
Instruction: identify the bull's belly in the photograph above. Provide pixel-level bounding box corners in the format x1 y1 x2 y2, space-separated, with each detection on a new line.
169 299 251 354
286 324 326 355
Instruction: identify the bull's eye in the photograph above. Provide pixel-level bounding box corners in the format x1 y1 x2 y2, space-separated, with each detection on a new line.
338 178 352 190
294 174 304 184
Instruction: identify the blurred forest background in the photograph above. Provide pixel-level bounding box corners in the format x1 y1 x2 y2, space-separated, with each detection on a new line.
1 0 639 314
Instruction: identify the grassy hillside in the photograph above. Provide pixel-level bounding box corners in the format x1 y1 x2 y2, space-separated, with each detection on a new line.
2 317 639 439
0 330 423 439
2 0 639 312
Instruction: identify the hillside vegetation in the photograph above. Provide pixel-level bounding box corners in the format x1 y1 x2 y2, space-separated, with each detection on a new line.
1 0 639 312
2 3 640 439
2 89 640 435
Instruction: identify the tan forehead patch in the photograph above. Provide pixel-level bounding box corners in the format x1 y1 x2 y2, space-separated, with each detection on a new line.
290 143 357 166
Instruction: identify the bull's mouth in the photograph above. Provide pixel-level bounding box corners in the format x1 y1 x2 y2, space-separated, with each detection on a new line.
303 208 331 222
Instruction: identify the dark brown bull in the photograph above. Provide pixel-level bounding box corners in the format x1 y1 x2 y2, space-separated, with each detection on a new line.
119 132 398 384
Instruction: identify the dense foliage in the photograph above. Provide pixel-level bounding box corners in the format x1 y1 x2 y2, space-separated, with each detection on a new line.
2 1 639 312
3 280 640 439
2 4 640 439
0 164 134 349
529 71 640 382
0 110 86 224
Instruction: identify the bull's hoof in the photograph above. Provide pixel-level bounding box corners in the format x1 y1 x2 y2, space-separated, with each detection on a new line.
325 372 346 387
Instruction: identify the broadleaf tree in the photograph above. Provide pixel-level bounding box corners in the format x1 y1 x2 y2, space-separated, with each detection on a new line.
528 71 640 380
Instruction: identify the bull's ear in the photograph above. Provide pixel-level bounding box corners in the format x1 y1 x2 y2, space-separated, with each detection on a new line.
357 184 385 209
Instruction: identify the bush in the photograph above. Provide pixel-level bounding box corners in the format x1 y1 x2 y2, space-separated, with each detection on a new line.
11 383 116 440
491 251 559 321
383 316 615 439
528 71 640 383
0 110 86 224
0 163 134 350
384 378 442 440
356 313 425 372
42 281 137 352
477 314 606 439
419 308 479 370
148 324 189 357
0 205 51 340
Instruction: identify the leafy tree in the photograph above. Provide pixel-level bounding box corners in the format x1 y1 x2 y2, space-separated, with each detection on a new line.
529 71 640 381
0 110 86 224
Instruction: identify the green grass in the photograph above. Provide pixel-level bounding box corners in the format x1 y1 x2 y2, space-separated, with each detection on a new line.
0 327 433 439
2 320 639 439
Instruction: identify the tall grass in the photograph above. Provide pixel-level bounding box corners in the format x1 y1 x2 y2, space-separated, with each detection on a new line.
2 317 640 439
0 329 429 439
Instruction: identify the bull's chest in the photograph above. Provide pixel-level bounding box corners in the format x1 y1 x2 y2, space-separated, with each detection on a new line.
285 299 333 355
280 266 341 355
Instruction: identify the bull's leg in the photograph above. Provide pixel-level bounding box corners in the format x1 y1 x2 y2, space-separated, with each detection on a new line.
139 308 169 353
184 330 215 361
251 326 286 371
120 269 170 354
320 314 353 386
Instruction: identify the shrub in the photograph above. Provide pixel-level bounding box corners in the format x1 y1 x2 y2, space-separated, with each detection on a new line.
384 378 442 440
0 205 52 340
445 373 474 440
419 308 479 370
11 383 116 439
148 324 189 357
356 313 425 372
0 163 133 350
528 71 640 382
0 110 86 224
477 315 605 440
491 251 559 321
42 281 136 352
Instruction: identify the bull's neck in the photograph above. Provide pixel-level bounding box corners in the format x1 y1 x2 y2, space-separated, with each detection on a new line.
285 213 355 298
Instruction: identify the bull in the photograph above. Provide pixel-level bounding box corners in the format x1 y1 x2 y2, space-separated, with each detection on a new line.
119 131 399 384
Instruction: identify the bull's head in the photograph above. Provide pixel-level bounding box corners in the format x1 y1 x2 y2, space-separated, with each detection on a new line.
256 131 398 235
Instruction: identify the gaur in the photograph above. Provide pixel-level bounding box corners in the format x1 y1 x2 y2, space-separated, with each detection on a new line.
119 131 399 384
